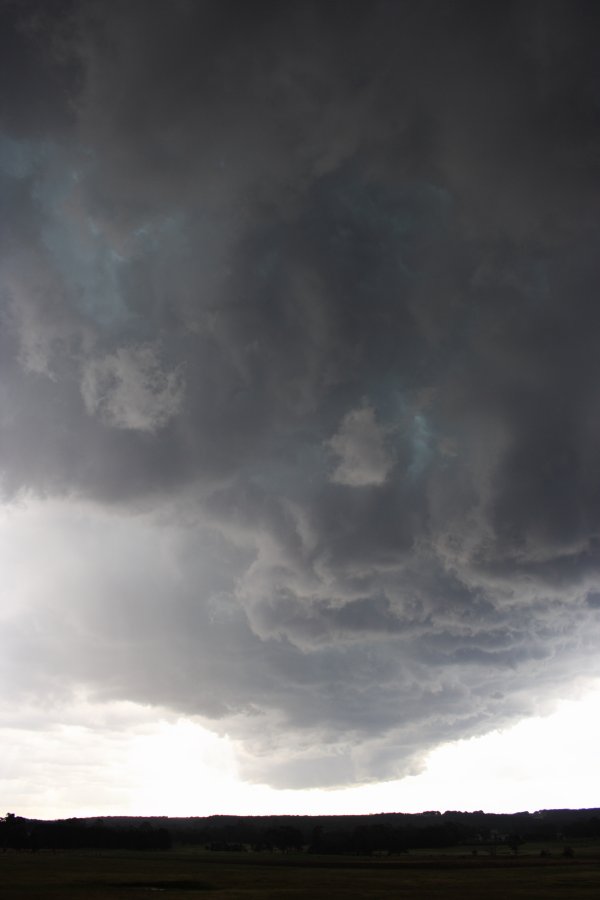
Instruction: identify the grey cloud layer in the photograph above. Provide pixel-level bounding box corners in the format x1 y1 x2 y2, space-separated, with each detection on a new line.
2 0 600 786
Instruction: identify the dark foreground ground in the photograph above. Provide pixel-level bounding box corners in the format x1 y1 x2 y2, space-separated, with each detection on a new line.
2 844 600 899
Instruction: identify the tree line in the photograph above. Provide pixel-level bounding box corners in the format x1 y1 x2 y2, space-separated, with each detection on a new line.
0 814 171 851
2 809 599 854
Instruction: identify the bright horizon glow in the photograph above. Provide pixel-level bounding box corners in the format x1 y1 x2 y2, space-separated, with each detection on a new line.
3 683 599 820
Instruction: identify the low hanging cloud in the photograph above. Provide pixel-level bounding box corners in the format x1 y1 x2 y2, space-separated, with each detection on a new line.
1 0 600 789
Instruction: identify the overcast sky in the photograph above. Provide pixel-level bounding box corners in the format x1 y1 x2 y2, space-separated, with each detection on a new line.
2 0 600 817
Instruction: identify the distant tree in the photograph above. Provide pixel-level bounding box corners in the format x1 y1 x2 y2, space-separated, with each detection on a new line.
309 825 323 852
263 825 303 852
507 833 523 855
0 813 28 850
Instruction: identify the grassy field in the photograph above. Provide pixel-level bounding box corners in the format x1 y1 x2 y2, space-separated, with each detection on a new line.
2 845 600 899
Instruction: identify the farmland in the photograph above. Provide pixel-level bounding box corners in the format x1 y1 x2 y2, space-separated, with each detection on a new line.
2 844 600 899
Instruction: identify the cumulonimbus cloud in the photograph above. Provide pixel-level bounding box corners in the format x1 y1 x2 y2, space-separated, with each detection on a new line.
1 0 600 788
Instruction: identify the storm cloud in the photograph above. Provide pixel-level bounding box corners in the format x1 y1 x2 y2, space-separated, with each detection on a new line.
2 0 600 787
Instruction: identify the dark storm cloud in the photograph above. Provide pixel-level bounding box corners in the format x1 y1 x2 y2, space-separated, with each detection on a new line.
2 0 600 786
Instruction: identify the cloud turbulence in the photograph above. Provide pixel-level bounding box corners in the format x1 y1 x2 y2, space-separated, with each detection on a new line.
2 0 600 790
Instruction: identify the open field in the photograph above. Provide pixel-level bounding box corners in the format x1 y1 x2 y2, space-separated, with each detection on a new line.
2 846 600 899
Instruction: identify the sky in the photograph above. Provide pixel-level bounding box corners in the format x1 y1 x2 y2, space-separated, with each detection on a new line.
1 0 600 820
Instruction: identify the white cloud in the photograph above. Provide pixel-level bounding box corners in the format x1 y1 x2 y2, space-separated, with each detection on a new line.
328 406 393 486
81 345 184 432
0 696 238 819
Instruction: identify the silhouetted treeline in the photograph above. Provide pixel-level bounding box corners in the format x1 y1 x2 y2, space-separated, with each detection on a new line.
161 809 600 853
0 814 171 851
2 809 599 854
